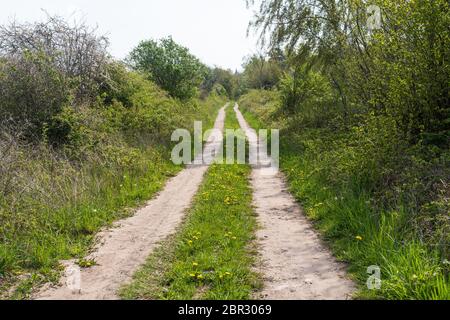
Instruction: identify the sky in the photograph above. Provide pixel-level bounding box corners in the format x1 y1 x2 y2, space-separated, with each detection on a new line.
0 0 261 71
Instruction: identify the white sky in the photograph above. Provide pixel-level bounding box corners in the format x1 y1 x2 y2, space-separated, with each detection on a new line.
0 0 261 71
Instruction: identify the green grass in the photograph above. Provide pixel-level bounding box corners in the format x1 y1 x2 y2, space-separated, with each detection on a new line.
239 91 449 300
280 144 449 300
1 152 180 300
0 96 226 299
120 104 261 300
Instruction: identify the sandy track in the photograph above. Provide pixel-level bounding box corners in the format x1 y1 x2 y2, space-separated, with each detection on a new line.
35 104 229 300
234 103 355 300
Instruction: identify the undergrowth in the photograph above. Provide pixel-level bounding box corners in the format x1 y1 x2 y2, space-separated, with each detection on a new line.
239 90 449 300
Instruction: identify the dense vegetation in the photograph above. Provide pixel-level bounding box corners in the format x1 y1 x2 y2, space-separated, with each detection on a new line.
0 0 448 300
0 16 226 298
240 0 449 299
129 37 207 100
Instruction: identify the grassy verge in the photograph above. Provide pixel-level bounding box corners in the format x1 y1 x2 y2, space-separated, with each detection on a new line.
120 105 261 300
0 95 225 299
279 141 448 299
239 91 449 300
3 151 180 300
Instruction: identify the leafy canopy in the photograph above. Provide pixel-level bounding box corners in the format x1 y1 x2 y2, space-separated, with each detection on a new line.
129 37 206 100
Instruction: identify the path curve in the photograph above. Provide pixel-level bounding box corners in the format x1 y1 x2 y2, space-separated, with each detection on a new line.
234 103 355 300
35 103 229 300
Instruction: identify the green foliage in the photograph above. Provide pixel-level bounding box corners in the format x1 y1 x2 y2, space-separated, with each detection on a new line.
239 90 449 300
201 67 238 99
249 0 450 144
0 23 227 297
237 89 280 125
367 0 450 144
0 15 110 104
0 51 71 135
242 54 282 90
129 37 207 100
0 89 226 297
278 64 334 127
244 0 450 299
45 106 97 150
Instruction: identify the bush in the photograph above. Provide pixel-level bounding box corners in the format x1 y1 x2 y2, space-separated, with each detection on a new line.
322 113 405 191
278 65 335 127
0 51 71 136
242 54 282 90
129 37 206 100
201 67 237 99
0 15 110 103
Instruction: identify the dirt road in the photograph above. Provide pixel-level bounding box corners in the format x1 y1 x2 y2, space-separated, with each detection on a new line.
35 102 355 300
35 104 229 300
234 103 355 300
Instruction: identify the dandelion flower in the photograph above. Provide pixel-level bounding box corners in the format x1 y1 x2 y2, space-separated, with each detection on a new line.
355 235 363 241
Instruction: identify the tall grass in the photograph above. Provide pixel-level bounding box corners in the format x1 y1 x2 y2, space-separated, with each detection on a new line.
239 90 449 300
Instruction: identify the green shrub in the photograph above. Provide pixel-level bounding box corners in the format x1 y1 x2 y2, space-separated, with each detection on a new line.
0 15 110 104
129 37 207 100
0 51 71 135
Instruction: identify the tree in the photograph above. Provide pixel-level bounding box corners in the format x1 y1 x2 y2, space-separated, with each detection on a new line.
242 54 282 90
129 37 206 100
0 51 70 134
201 67 237 98
248 0 450 143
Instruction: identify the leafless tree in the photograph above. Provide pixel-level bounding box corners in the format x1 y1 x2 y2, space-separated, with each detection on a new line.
0 13 111 102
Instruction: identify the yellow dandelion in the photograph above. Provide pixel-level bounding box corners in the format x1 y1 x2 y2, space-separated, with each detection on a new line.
192 262 199 267
355 235 363 241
